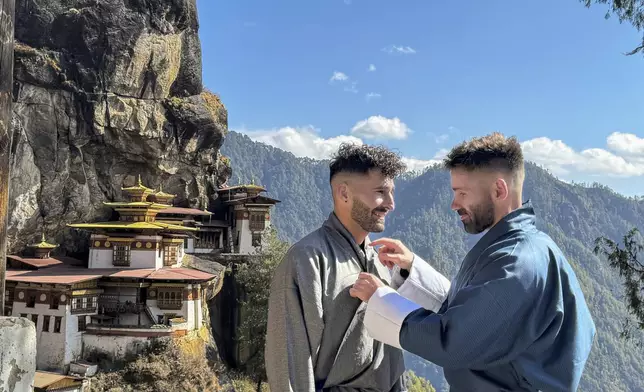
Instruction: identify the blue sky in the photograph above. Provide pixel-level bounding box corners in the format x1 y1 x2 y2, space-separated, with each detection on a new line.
196 0 644 196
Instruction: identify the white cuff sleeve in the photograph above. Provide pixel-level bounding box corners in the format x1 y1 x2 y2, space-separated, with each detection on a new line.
364 286 421 349
397 254 451 313
389 264 406 289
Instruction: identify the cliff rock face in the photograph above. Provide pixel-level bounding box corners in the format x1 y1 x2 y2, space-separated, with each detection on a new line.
8 0 231 255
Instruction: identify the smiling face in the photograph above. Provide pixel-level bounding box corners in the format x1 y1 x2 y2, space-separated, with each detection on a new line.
334 169 395 234
449 167 496 234
348 170 395 233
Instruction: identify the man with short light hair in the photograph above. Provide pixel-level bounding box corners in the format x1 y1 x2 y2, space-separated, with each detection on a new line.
351 132 596 392
265 143 419 391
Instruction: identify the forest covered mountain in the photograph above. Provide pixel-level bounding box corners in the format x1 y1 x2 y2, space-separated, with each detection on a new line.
221 131 644 392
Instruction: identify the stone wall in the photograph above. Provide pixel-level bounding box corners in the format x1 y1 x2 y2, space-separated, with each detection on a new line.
0 317 36 391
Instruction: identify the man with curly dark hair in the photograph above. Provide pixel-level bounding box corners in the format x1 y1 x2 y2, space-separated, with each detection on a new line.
265 142 430 392
351 132 596 392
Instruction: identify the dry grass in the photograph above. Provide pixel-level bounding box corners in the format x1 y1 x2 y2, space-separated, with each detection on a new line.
201 89 226 123
88 338 222 392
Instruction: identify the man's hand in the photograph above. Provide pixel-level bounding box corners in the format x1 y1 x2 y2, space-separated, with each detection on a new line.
350 273 385 302
370 237 414 270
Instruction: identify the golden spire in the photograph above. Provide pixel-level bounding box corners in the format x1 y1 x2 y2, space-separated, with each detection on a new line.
30 233 57 249
121 174 154 201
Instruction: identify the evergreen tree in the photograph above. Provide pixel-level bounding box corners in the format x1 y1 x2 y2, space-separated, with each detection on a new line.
234 228 290 391
594 227 644 345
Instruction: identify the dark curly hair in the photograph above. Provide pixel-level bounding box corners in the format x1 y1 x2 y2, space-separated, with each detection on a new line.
329 143 407 181
443 132 524 174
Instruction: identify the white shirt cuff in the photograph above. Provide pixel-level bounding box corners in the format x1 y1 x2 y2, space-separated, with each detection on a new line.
397 254 451 313
364 286 421 349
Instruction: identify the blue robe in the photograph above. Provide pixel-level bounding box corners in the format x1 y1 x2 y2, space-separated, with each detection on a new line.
365 203 596 392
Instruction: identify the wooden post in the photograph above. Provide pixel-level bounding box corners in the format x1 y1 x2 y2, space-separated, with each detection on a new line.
0 0 16 316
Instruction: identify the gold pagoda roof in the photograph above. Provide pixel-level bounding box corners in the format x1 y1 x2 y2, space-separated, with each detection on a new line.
154 184 176 198
218 184 266 192
29 233 57 249
67 221 198 231
121 175 154 193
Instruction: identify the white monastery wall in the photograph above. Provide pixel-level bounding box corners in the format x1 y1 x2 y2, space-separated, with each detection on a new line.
82 334 151 360
12 301 68 371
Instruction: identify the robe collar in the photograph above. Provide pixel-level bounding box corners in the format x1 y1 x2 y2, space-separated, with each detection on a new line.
468 199 537 257
322 212 390 281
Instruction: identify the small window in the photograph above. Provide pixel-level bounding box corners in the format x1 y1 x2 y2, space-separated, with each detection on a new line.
113 244 131 266
163 245 177 266
78 316 86 332
249 212 265 231
51 295 59 310
26 293 36 308
252 233 262 247
43 315 51 332
54 317 62 333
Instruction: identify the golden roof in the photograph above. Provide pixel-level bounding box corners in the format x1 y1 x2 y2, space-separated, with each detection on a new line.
67 221 198 231
155 184 176 198
29 233 57 249
218 184 266 192
121 175 154 193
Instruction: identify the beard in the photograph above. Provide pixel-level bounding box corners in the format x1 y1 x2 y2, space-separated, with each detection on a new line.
458 196 495 234
351 197 388 233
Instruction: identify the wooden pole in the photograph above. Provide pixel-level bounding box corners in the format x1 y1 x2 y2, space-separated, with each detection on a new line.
0 0 16 316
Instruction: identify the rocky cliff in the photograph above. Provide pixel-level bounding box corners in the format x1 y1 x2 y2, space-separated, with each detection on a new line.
8 0 231 255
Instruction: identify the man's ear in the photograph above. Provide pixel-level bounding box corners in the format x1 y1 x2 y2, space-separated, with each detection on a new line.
339 182 350 203
494 177 509 201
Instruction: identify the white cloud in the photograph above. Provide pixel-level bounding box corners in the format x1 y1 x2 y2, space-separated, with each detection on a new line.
329 71 358 93
435 134 449 143
368 64 376 72
350 116 411 140
402 150 446 173
521 133 644 177
236 125 644 182
606 131 644 156
365 92 381 101
235 125 442 173
344 81 358 93
329 71 349 82
382 45 416 55
235 126 362 160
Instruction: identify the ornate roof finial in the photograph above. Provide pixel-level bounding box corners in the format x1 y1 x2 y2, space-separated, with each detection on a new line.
251 175 255 185
137 174 143 186
30 233 57 249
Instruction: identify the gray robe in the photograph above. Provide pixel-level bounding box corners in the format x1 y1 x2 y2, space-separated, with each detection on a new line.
265 212 406 392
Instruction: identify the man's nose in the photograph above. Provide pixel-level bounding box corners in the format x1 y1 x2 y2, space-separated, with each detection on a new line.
450 199 459 211
384 195 395 211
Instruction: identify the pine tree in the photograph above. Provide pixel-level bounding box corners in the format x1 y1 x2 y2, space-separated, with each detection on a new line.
594 227 644 345
235 227 290 391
